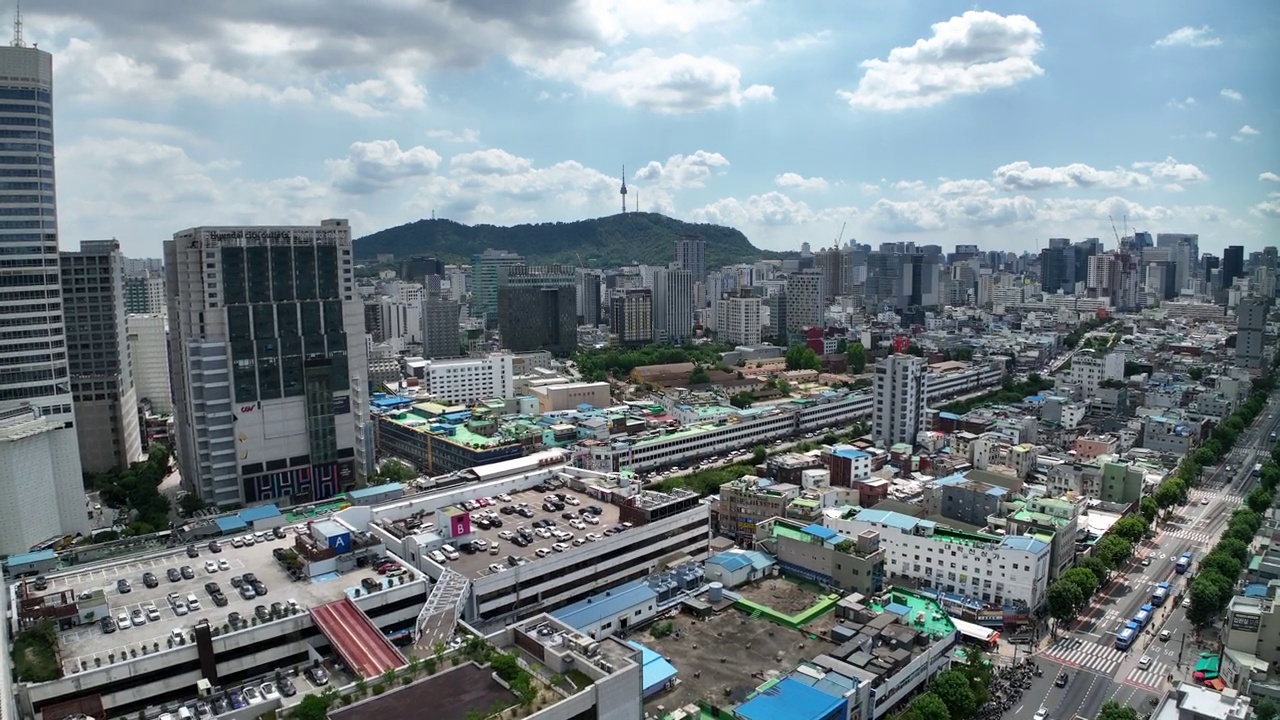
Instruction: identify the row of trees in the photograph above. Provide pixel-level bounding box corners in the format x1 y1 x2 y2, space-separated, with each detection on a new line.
572 344 731 382
1062 315 1116 349
92 443 174 535
1047 519 1144 629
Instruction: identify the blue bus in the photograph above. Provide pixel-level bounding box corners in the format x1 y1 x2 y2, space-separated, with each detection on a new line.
1152 582 1170 607
1176 552 1193 574
1132 608 1151 629
1116 622 1139 650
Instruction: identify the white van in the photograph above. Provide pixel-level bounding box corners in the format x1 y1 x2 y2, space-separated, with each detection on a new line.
186 593 201 611
441 544 459 561
177 707 194 720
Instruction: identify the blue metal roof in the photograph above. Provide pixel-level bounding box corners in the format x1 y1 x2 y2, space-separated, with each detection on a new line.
551 580 657 630
238 504 281 522
801 524 837 541
215 516 248 533
4 548 55 566
934 473 968 487
626 641 678 694
736 677 846 720
833 445 868 460
707 552 753 573
939 412 961 420
856 509 921 532
1000 535 1048 554
349 483 403 499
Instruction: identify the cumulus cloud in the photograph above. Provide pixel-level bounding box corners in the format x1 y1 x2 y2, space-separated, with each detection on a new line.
325 140 442 194
690 191 820 227
633 151 730 189
1233 125 1261 142
893 180 929 193
1251 196 1280 219
1154 26 1222 48
774 173 828 191
1167 97 1196 110
837 11 1044 111
937 178 995 196
517 47 773 113
1261 172 1280 183
425 128 480 144
1221 88 1244 101
992 161 1151 191
1132 157 1208 183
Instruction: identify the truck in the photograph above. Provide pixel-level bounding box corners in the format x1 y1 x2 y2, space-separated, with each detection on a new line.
1176 552 1193 574
1132 607 1151 629
1116 622 1139 650
1152 581 1171 607
1255 463 1264 477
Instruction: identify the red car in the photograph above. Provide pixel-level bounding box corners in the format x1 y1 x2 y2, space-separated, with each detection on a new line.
377 563 398 575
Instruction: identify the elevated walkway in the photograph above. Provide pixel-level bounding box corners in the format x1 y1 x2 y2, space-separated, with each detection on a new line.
311 597 404 678
414 568 470 651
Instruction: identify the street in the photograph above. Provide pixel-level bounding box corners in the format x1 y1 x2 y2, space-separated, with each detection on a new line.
1010 392 1280 720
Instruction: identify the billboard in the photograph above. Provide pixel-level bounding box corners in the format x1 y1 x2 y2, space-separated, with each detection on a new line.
436 506 472 539
327 529 352 553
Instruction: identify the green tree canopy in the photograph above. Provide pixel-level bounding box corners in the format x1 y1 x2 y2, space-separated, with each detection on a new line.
1048 579 1084 628
1096 535 1134 569
1111 515 1148 543
929 670 977 720
689 365 710 385
846 342 868 374
1061 567 1099 600
785 344 822 372
1097 700 1140 720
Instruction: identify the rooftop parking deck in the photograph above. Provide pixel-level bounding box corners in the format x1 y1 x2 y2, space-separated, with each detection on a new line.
35 527 392 674
444 486 624 580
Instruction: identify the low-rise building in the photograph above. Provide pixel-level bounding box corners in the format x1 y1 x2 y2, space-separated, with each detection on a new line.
823 445 873 486
718 476 802 545
827 508 1051 611
756 518 886 595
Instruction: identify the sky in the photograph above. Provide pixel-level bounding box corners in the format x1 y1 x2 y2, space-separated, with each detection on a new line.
25 0 1280 258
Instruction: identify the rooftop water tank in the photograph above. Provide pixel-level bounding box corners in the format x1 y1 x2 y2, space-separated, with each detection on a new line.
708 582 724 603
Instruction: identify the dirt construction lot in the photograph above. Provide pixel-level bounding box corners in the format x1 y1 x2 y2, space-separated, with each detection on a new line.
734 577 821 615
640 610 836 712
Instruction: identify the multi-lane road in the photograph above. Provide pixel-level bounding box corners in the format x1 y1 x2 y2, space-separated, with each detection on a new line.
1012 393 1280 720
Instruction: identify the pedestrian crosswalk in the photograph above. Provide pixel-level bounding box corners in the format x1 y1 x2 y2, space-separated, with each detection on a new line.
1125 659 1169 691
1042 638 1126 675
1188 489 1245 505
1161 527 1215 545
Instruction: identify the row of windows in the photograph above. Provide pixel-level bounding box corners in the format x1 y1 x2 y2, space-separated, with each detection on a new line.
0 142 48 152
0 129 51 140
0 272 56 286
0 219 54 228
0 257 57 268
0 194 53 204
0 116 51 128
0 206 50 216
0 104 52 115
0 304 59 319
0 365 66 384
0 89 51 102
0 181 53 191
0 351 65 367
0 338 63 353
0 155 53 165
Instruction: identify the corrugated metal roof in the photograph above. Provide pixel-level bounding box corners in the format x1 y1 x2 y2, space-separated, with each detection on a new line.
736 677 846 720
215 516 247 532
706 551 753 572
802 524 838 541
349 483 403 499
552 579 656 630
238 504 282 521
999 535 1048 554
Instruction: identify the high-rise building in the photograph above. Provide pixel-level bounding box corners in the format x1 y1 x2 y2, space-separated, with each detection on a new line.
165 220 368 507
674 235 706 282
61 240 144 474
1039 246 1073 294
714 294 762 346
872 354 926 449
421 297 461 359
609 288 653 347
576 268 602 326
127 314 172 414
1237 297 1267 369
471 248 524 327
498 285 577 354
1157 233 1199 292
784 270 825 335
0 41 89 551
1223 246 1245 289
123 274 166 315
652 268 694 343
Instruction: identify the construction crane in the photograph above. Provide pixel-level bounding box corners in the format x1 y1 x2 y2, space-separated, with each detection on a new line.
1108 215 1122 245
834 221 846 250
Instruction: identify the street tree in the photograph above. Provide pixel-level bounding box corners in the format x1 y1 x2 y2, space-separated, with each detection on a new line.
1048 580 1084 631
906 692 950 720
1139 496 1159 524
1078 556 1110 586
929 670 977 720
846 343 868 374
1061 567 1099 602
1111 515 1148 544
1097 700 1140 720
1096 535 1134 569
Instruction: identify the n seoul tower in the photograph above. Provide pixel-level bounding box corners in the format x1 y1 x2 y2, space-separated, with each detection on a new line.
620 166 628 214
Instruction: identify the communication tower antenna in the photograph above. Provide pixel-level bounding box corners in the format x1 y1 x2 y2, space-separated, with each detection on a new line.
619 165 628 214
11 0 24 48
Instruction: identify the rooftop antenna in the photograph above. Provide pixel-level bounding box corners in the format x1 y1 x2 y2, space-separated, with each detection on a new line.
619 165 628 214
11 0 23 48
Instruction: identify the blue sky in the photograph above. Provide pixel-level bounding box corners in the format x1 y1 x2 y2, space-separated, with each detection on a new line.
29 0 1280 258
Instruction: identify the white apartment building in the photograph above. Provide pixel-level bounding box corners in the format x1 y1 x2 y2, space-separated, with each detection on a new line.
165 220 369 508
784 270 825 335
127 314 173 414
714 295 762 346
1068 351 1125 396
424 354 515 405
0 408 85 554
873 354 926 448
827 508 1051 610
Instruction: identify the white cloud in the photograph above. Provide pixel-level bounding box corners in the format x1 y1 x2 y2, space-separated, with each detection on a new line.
1205 131 1218 140
837 11 1044 111
858 183 883 196
1260 172 1280 183
1154 26 1222 48
517 47 773 113
1252 196 1280 219
325 140 442 194
1132 157 1208 183
774 173 829 191
633 151 730 189
450 148 535 176
992 161 1151 191
1164 184 1185 193
936 178 995 196
893 180 930 193
690 191 820 227
772 30 833 54
1167 97 1196 110
1221 88 1244 101
1233 125 1262 142
425 128 480 144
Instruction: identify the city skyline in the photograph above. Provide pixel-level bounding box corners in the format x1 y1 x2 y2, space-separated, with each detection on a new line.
22 1 1280 258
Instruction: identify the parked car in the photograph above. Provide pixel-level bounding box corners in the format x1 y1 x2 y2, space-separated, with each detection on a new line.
145 604 161 622
208 540 222 553
33 576 47 590
117 578 132 594
180 565 195 580
217 558 231 571
243 686 262 705
260 682 281 701
278 677 297 697
187 545 199 558
252 581 268 596
116 612 131 630
228 611 243 627
255 604 270 622
204 560 219 573
167 567 182 582
100 617 116 634
130 608 146 626
142 572 159 588
211 592 229 607
305 667 329 686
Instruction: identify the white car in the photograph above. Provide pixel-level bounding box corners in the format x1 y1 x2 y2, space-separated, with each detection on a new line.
117 612 131 630
1139 655 1153 670
145 604 161 622
1033 708 1048 720
498 530 515 540
241 534 255 546
1182 598 1191 609
1160 630 1172 641
563 496 580 506
582 514 599 525
174 600 189 616
260 682 281 701
535 547 552 558
497 493 512 502
217 558 231 571
487 563 505 574
552 542 568 553
204 560 218 573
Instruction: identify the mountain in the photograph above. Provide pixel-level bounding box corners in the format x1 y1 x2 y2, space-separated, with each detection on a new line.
353 212 780 268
